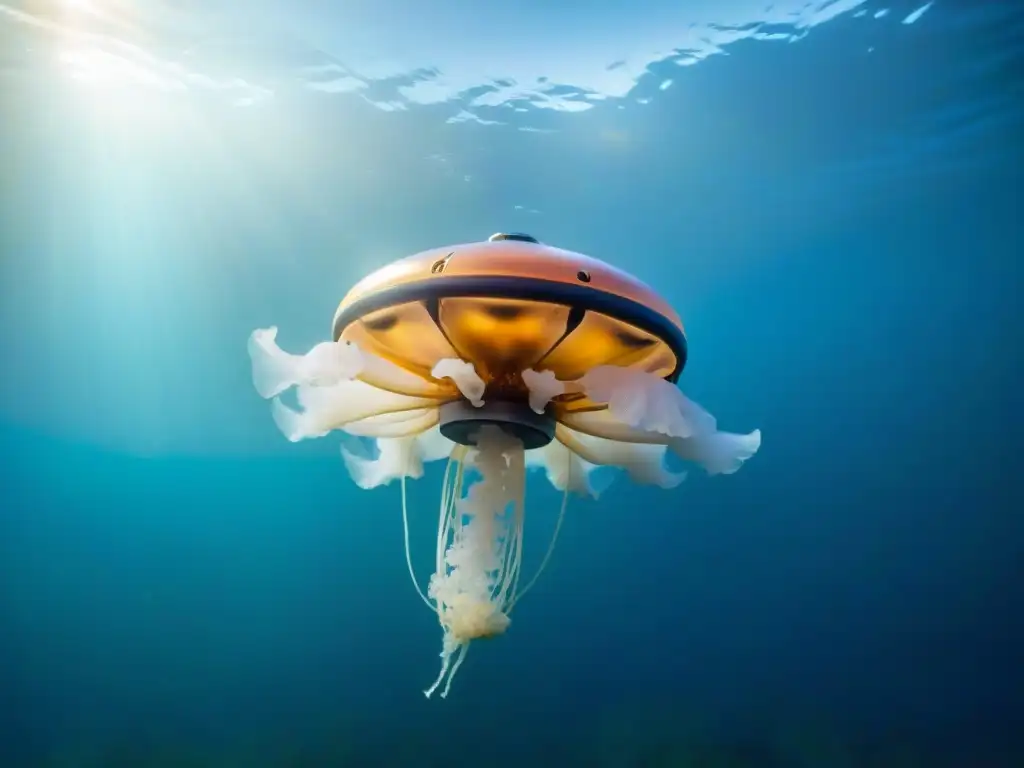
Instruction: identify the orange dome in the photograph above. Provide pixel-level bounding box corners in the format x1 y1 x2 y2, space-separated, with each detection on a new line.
332 234 687 395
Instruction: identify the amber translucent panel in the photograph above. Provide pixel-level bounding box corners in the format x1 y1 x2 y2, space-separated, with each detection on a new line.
553 395 607 415
535 311 678 381
436 297 573 380
340 302 460 398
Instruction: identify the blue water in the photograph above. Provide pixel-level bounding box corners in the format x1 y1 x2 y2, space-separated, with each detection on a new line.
1 1 1021 765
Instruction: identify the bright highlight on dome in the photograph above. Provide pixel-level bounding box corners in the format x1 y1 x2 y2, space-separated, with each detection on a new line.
247 233 762 698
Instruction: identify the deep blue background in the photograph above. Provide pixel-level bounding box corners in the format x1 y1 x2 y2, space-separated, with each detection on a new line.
1 0 1021 764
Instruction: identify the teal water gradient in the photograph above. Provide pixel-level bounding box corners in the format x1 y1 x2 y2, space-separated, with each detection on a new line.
1 1 1021 764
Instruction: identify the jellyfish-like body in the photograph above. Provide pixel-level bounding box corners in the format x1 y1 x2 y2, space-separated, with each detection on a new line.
248 233 761 698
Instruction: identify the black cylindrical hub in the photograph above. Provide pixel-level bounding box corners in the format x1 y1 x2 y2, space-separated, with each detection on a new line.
439 400 555 450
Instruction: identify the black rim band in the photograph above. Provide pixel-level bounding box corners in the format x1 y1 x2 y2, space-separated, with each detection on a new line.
332 275 688 382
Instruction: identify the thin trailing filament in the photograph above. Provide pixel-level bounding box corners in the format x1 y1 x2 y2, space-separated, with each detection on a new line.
401 471 434 611
508 451 571 612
